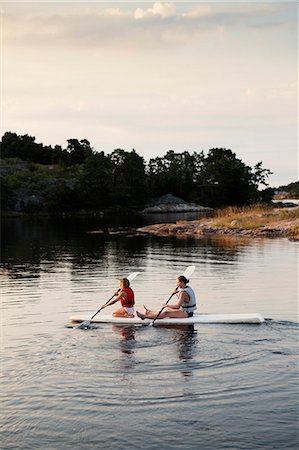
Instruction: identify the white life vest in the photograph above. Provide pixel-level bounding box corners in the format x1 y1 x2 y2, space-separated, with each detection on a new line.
179 286 197 312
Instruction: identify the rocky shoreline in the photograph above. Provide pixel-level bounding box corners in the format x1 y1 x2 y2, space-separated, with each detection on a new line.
138 209 299 241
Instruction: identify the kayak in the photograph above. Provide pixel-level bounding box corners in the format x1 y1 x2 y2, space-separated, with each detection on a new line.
70 313 265 325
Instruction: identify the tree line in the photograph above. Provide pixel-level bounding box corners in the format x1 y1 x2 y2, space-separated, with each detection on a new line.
1 131 274 213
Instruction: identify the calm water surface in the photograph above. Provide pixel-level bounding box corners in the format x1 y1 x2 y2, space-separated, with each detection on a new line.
1 216 298 450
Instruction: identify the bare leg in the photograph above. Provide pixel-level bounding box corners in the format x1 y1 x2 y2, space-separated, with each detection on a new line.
136 310 157 320
137 308 188 320
143 305 154 315
112 307 134 318
158 309 188 319
136 311 146 320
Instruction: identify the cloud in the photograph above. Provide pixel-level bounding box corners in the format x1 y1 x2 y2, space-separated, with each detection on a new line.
3 2 296 50
182 5 214 19
134 2 176 20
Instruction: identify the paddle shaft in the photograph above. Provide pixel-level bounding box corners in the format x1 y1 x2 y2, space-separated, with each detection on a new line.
151 265 195 327
77 271 140 328
152 290 177 326
90 290 119 320
89 271 140 321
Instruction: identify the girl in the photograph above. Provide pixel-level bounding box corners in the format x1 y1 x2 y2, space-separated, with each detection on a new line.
136 275 197 320
101 278 135 318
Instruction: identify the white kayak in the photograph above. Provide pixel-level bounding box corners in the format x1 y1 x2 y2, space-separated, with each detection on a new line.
70 313 265 325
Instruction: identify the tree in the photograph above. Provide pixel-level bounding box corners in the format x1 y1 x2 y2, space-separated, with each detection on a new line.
252 161 273 187
75 151 113 210
1 132 21 159
1 131 274 212
147 154 170 198
1 131 65 165
1 132 43 161
197 148 271 206
147 150 205 201
108 149 147 209
66 139 93 165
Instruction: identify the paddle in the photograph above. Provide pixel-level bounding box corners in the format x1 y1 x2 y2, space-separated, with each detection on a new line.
150 265 195 327
76 271 140 329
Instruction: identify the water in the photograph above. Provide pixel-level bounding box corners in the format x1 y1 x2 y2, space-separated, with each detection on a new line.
272 199 299 205
1 216 298 450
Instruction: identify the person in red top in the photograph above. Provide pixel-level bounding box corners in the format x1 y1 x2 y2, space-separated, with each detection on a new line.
100 278 135 318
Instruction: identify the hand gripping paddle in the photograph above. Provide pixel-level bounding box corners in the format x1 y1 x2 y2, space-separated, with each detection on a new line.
150 265 196 327
76 271 140 329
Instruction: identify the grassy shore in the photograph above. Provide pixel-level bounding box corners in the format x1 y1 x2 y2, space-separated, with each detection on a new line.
212 205 299 230
139 205 299 240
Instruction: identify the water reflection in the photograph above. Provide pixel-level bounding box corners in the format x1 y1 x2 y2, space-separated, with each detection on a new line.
173 325 198 377
1 217 253 278
176 325 197 362
152 325 198 377
112 324 137 355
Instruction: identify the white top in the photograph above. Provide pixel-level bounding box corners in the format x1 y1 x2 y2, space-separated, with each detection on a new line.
179 286 197 312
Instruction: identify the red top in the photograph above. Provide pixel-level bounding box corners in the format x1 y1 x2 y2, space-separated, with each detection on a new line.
120 287 135 308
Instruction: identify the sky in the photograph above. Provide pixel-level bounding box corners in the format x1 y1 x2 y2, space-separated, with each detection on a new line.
1 1 298 187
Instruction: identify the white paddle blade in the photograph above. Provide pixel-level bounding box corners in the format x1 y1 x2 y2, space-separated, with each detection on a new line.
74 272 140 330
75 320 91 329
127 272 140 282
183 265 195 280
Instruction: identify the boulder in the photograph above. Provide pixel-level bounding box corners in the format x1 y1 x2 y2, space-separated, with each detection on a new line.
141 194 212 214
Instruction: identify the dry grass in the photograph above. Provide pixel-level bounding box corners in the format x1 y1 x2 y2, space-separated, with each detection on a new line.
214 203 271 218
277 208 299 220
175 204 299 238
147 204 299 240
213 204 299 229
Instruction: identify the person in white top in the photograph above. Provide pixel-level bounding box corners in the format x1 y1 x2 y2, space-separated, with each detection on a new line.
136 275 197 320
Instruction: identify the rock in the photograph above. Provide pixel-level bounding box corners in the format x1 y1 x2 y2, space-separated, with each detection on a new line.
141 194 212 214
137 213 299 241
230 220 242 226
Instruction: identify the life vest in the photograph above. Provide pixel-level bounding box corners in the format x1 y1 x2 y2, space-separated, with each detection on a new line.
120 287 135 308
180 286 197 313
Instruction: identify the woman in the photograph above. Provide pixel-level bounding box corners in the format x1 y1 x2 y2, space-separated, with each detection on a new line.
136 275 197 320
101 278 135 318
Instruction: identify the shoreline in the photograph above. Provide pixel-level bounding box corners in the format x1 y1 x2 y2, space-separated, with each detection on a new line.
138 208 299 241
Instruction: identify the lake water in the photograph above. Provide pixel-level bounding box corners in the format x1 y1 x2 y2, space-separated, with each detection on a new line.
1 216 298 450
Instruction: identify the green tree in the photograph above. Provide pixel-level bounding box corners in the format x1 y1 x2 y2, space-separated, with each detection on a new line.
197 148 271 206
147 150 205 201
46 181 79 213
1 131 67 165
1 132 44 162
147 154 170 197
75 151 113 210
66 139 93 165
1 132 21 158
109 149 147 209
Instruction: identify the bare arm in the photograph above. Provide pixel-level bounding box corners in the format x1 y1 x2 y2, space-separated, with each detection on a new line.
102 290 126 308
163 291 189 309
